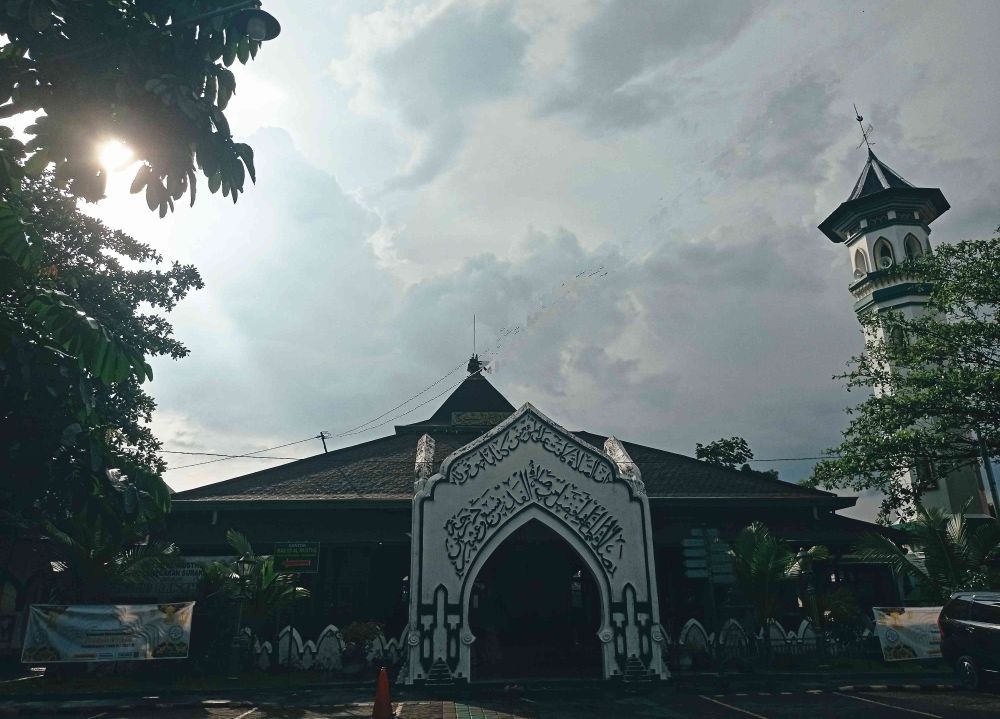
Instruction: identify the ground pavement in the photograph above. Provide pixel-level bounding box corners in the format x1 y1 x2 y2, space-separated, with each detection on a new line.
10 686 1000 719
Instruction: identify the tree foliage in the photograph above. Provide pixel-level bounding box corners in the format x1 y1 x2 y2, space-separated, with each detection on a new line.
696 436 754 469
0 1 275 384
696 436 780 479
729 522 828 631
807 234 1000 522
44 506 180 602
1 175 202 535
857 506 1000 605
204 530 310 640
0 0 265 210
0 2 276 539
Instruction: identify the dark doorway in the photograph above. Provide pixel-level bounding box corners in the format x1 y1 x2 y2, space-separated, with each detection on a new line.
468 520 602 679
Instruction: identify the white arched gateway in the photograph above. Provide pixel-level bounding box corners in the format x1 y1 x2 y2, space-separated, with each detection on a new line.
404 403 668 683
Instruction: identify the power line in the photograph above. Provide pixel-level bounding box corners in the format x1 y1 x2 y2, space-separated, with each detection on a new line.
332 361 468 437
748 456 841 462
163 436 317 471
159 450 300 460
337 369 484 438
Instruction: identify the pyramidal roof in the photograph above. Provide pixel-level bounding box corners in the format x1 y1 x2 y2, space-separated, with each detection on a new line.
847 149 914 201
819 148 949 243
395 367 515 433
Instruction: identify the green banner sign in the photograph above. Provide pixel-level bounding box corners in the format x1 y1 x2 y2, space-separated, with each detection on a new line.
274 541 320 573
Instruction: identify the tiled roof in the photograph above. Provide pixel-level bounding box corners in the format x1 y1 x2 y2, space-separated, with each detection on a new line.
847 149 913 201
171 430 482 502
172 428 836 504
395 372 515 432
573 432 837 501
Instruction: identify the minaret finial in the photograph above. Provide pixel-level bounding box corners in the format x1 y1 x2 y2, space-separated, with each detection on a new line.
854 104 874 152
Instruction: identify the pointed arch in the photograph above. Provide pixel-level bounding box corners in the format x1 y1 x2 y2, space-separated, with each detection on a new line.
461 508 611 628
873 237 895 269
853 248 869 275
904 233 923 260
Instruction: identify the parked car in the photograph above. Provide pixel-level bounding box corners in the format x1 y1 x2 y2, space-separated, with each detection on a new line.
939 592 1000 690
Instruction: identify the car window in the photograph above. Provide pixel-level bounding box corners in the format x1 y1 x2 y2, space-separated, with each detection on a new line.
970 597 1000 624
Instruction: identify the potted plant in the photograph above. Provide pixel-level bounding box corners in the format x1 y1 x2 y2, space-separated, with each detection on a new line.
340 621 383 675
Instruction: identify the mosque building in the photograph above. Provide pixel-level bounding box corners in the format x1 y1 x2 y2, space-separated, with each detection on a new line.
162 143 998 683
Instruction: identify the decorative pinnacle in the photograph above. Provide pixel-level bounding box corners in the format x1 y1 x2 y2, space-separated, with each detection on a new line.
854 103 874 151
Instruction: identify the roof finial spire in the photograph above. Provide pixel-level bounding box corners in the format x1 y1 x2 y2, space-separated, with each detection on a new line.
854 103 875 152
467 314 483 374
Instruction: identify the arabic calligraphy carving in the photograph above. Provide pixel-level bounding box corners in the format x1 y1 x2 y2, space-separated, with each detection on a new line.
443 460 626 578
447 413 614 486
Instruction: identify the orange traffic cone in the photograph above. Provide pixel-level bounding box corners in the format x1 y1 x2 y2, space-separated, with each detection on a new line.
372 666 393 719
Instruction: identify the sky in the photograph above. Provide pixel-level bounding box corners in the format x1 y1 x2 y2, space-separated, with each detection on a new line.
88 0 1000 521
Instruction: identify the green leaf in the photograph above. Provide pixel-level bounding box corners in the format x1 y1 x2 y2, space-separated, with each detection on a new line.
129 165 150 194
28 0 52 32
223 37 237 67
210 106 230 136
23 148 49 176
145 179 159 211
25 288 147 384
0 201 40 273
237 35 250 64
235 143 255 183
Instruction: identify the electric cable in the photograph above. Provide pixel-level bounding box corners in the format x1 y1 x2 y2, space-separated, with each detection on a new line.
163 436 317 471
332 360 468 437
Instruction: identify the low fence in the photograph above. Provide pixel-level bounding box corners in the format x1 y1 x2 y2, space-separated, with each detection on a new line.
674 617 882 665
247 624 406 672
247 617 879 673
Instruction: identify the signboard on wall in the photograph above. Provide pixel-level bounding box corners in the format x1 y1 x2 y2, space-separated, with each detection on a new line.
21 603 194 663
873 606 943 661
274 542 320 573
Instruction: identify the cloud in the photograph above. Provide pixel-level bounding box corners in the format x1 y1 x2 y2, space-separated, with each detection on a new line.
138 129 859 495
333 1 529 190
537 0 760 132
716 75 841 184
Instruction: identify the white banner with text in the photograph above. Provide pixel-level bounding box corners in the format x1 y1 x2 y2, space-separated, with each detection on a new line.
873 606 942 661
21 603 194 663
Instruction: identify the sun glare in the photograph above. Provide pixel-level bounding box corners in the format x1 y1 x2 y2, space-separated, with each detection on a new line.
97 140 135 172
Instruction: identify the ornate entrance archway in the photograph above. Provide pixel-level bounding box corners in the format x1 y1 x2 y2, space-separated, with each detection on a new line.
404 404 668 683
469 518 602 678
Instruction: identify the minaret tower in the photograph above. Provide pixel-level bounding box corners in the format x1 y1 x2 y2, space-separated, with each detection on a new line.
819 137 991 518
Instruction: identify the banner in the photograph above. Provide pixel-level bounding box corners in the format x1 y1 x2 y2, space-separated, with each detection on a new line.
873 606 942 661
21 603 194 663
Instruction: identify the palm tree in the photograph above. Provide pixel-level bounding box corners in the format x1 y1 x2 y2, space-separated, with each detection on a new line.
43 510 180 602
729 522 829 658
206 530 310 646
857 506 1000 604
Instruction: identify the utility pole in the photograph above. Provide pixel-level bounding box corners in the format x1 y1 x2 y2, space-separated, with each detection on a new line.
318 431 330 453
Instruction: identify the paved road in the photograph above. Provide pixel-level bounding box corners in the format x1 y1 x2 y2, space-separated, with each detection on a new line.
23 688 1000 719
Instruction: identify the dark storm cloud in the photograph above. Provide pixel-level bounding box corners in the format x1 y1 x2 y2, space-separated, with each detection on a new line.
538 0 761 131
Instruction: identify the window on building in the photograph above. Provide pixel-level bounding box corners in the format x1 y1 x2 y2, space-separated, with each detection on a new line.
874 238 895 269
904 234 923 260
854 249 869 275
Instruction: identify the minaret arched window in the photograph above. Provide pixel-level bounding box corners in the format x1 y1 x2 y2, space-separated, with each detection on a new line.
874 237 895 269
904 233 923 260
853 249 869 276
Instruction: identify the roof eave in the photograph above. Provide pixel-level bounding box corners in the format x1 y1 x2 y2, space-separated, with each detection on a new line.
647 495 856 509
171 497 413 511
818 187 950 243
